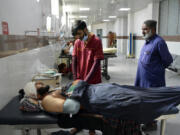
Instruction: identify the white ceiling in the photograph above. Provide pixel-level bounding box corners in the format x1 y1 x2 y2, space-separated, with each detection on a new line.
63 0 154 25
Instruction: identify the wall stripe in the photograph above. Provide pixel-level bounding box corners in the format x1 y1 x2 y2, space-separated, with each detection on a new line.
0 34 180 58
0 35 58 58
102 35 180 42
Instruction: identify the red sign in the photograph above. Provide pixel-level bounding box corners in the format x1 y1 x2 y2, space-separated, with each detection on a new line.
2 21 9 35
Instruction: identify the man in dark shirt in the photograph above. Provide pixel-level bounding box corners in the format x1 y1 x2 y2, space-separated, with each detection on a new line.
135 20 173 131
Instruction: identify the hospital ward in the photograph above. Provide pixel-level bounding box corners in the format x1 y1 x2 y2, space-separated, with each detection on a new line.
1 0 180 135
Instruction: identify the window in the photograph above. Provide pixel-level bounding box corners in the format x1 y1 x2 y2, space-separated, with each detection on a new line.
51 0 59 18
46 16 51 32
159 0 180 36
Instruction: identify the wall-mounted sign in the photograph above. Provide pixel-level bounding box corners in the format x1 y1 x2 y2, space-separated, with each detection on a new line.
2 21 9 35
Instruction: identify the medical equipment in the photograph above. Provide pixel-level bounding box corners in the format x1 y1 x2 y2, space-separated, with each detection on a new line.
32 69 62 88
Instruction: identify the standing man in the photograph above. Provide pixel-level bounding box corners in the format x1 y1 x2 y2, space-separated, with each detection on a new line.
72 20 104 84
135 20 173 130
71 20 104 135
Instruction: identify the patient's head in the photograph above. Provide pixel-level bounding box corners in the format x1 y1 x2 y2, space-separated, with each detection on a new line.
24 82 50 100
36 82 50 99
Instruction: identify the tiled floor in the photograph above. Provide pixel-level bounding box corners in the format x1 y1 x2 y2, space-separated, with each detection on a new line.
11 55 180 135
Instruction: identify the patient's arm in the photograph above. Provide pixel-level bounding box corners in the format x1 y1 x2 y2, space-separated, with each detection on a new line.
51 90 62 97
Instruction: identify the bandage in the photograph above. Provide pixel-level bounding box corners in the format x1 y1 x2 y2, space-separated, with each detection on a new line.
24 82 37 99
63 98 80 115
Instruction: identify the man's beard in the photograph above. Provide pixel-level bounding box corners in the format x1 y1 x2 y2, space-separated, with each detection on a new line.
143 30 153 40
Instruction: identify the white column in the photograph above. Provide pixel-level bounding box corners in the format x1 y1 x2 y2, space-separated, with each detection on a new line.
127 13 134 56
114 18 121 55
152 0 160 33
122 17 128 55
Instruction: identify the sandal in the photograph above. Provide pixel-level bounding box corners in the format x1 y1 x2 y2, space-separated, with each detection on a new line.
70 128 82 135
89 130 96 135
51 130 71 135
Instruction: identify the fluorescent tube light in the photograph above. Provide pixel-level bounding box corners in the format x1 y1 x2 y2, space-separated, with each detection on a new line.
103 19 110 22
79 16 88 18
119 8 131 11
109 16 117 18
79 8 90 11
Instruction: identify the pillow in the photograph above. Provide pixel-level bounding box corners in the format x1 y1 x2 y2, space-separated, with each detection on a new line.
20 97 41 112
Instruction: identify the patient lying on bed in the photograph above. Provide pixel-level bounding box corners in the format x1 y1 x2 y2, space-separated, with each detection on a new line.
20 81 80 114
20 80 180 123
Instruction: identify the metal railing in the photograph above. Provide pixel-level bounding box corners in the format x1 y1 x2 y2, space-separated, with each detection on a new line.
24 30 57 37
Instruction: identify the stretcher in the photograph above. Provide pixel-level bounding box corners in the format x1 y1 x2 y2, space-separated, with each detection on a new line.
0 96 178 135
0 96 115 135
0 96 59 135
59 53 117 80
59 54 72 79
102 53 117 80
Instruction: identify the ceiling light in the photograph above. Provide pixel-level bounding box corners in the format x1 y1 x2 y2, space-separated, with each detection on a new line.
119 8 131 11
103 19 110 22
37 0 40 2
109 16 117 18
79 16 88 18
79 8 90 11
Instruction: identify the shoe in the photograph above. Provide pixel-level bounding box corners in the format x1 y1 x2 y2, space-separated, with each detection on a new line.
51 130 72 135
142 122 157 131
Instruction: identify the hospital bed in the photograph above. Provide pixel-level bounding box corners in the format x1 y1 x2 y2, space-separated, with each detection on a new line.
0 95 113 135
102 53 117 80
59 53 117 80
0 96 59 135
0 95 178 135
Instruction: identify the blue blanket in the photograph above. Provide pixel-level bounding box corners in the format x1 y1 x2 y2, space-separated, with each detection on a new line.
70 80 179 123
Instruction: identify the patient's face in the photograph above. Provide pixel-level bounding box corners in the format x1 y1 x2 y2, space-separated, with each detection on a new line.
35 82 49 99
35 82 44 89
